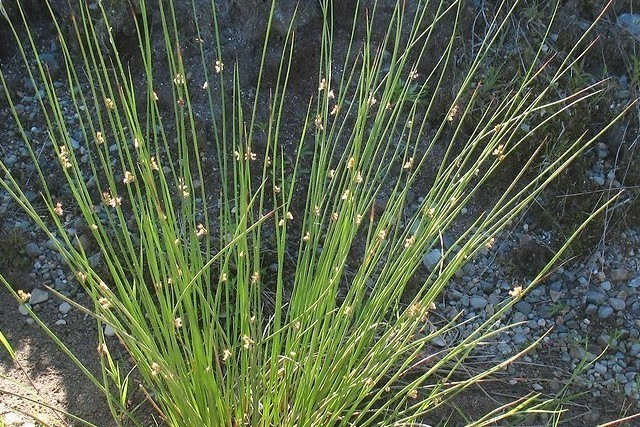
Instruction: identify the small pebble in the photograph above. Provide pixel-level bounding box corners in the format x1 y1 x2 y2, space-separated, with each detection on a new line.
59 301 72 314
609 298 626 311
28 288 49 305
610 268 629 281
24 242 42 257
18 304 30 316
422 249 442 272
469 295 488 309
597 306 614 319
585 290 606 305
104 324 116 337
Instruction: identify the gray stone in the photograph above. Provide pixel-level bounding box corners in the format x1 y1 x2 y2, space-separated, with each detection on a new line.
72 234 90 251
600 281 612 292
597 306 614 319
618 13 640 36
624 381 638 398
585 290 606 305
593 362 607 375
55 319 67 326
89 252 103 269
611 268 630 282
550 290 563 302
462 263 477 276
422 249 442 272
29 288 49 305
470 295 488 309
629 276 640 288
432 336 447 347
512 311 527 323
24 242 41 257
59 302 72 314
609 298 626 311
45 238 60 251
512 333 528 345
515 300 533 316
630 343 640 357
18 304 30 315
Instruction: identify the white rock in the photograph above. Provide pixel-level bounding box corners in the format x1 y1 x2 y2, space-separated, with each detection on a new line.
55 319 67 326
3 412 21 425
104 324 116 336
59 301 72 314
28 288 49 305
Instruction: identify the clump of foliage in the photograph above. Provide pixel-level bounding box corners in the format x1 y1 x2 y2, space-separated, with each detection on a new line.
0 0 630 425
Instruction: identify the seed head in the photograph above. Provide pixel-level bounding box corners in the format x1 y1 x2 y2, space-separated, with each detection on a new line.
76 271 87 284
447 104 459 121
403 157 414 169
58 146 72 169
123 171 135 184
97 342 109 356
178 178 189 199
150 156 159 171
196 223 208 237
102 190 122 208
509 286 524 298
251 272 260 284
17 290 30 303
54 201 64 217
173 74 185 85
242 334 254 349
404 235 416 248
151 362 161 376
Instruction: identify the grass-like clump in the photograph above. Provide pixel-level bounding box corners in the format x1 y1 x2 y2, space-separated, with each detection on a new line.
0 0 632 425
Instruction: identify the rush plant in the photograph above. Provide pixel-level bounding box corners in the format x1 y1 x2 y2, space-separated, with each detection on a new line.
0 0 629 425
